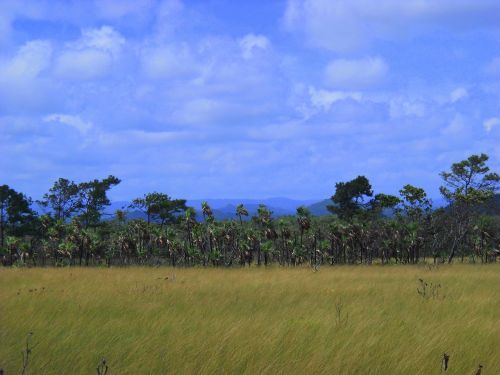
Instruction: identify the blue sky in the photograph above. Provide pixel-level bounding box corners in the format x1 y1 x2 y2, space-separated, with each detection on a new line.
1 0 499 201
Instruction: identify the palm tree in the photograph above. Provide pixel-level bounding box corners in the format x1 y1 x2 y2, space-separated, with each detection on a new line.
115 209 127 225
236 204 248 226
256 204 271 227
68 217 85 265
184 207 196 248
57 240 74 264
201 201 213 222
296 206 311 246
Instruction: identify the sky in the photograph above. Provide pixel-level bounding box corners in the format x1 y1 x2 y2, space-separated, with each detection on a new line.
1 0 499 201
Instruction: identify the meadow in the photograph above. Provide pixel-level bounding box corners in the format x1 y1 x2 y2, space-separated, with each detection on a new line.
1 265 499 374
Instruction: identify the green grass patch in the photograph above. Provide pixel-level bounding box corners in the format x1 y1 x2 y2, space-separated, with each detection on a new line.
1 265 499 374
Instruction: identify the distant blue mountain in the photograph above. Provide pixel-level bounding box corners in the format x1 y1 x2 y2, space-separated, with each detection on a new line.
306 199 331 216
185 197 317 211
102 198 321 221
187 198 318 220
36 195 459 222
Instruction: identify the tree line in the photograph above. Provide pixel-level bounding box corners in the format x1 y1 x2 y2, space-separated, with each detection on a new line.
1 153 498 267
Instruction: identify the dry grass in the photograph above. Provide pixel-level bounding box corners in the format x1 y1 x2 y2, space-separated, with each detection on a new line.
1 264 499 374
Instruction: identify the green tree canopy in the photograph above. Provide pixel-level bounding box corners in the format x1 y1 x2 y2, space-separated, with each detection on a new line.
439 154 499 263
0 185 35 247
328 175 373 220
440 153 499 204
78 175 121 227
368 193 401 218
399 184 431 221
130 192 187 227
39 178 80 221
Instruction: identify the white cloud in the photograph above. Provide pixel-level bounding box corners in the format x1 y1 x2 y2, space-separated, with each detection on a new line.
0 40 55 113
483 117 500 132
2 0 500 201
449 87 468 103
54 26 124 80
170 98 228 125
239 34 270 59
389 97 426 118
55 49 112 80
309 87 362 111
75 26 125 55
442 115 466 137
284 0 500 52
325 57 388 88
140 43 196 79
0 40 52 82
43 114 93 134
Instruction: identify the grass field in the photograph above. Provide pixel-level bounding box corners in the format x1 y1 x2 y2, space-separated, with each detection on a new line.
1 265 499 374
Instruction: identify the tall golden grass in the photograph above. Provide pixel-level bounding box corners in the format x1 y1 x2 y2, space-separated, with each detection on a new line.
1 265 499 374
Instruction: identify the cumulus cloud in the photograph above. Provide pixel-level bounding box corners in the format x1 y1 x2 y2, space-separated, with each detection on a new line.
54 26 125 80
75 26 125 55
284 0 500 52
0 40 52 82
449 87 468 103
239 34 270 59
0 40 54 113
309 87 362 111
389 98 426 118
325 57 388 88
442 115 466 137
43 114 93 134
483 117 500 132
170 98 226 125
140 43 196 79
55 50 113 80
1 0 499 200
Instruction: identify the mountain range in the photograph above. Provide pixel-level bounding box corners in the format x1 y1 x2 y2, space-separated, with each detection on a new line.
105 196 452 222
105 197 328 221
35 195 456 222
